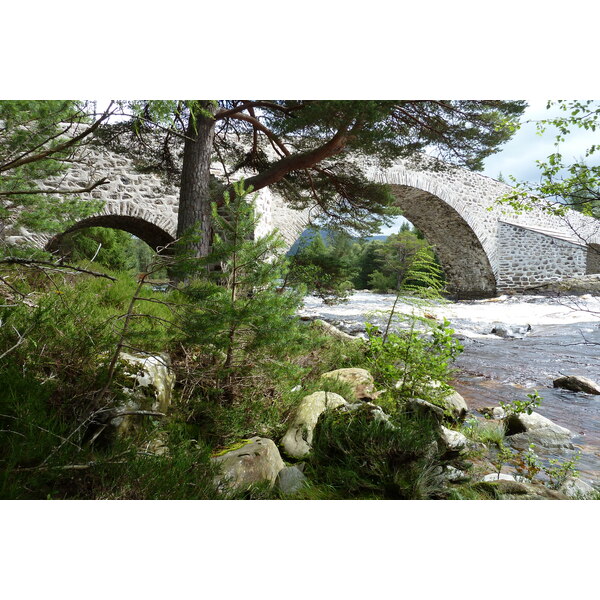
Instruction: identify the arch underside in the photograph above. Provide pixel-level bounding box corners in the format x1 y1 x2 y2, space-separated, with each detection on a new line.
390 185 497 299
46 214 175 254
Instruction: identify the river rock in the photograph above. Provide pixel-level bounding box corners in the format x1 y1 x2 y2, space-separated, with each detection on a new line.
480 406 506 420
312 319 362 342
212 437 285 492
110 352 175 436
504 411 574 450
491 323 532 339
559 477 596 498
276 465 308 496
281 391 348 458
440 390 469 420
405 398 446 423
478 478 568 499
439 426 468 452
553 375 600 395
321 367 378 400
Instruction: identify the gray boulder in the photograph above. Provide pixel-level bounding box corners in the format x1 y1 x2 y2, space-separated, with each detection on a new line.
212 437 285 492
276 465 308 496
559 477 596 498
321 367 378 400
439 426 469 452
505 411 574 450
281 391 348 458
110 352 175 437
553 375 600 395
491 323 531 339
440 390 469 420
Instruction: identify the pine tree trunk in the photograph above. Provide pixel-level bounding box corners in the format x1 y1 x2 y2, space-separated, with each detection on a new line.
177 102 217 257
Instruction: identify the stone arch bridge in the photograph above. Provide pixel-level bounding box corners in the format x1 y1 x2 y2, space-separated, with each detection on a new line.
4 140 600 298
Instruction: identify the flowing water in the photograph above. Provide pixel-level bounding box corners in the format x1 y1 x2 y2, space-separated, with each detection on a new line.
300 291 600 484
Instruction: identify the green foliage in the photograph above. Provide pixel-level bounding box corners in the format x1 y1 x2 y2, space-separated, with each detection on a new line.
56 227 139 271
499 100 600 218
0 100 108 234
308 404 445 499
512 443 542 481
288 231 357 303
544 453 581 490
178 181 306 395
490 443 514 480
461 418 506 447
364 318 463 404
499 390 542 416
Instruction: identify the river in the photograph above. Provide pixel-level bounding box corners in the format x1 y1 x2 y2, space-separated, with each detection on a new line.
299 291 600 485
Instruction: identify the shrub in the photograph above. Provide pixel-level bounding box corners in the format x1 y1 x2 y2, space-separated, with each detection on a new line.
308 405 445 499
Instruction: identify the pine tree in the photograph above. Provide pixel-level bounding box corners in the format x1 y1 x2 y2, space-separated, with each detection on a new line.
0 101 116 244
180 181 305 399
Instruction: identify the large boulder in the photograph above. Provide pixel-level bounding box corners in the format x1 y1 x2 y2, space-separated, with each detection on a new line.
440 390 469 421
281 391 348 458
491 323 532 339
559 477 596 498
439 426 469 452
321 367 378 400
504 411 574 450
110 352 175 436
212 437 285 492
553 375 600 395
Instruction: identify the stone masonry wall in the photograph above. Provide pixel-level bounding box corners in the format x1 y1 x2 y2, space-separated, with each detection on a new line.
496 222 587 291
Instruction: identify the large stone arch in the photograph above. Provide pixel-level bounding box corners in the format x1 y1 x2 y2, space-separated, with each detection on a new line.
387 184 496 298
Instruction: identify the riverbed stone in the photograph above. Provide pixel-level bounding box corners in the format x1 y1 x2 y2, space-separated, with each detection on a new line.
559 477 596 498
321 367 378 400
553 375 600 395
281 391 348 458
276 465 308 496
504 411 574 450
440 389 469 420
439 426 469 452
312 319 362 342
212 437 285 492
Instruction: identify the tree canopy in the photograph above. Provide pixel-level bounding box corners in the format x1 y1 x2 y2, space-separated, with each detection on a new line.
103 100 527 256
0 101 117 240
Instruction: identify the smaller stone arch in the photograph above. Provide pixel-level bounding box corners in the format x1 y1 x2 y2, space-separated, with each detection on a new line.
46 214 175 255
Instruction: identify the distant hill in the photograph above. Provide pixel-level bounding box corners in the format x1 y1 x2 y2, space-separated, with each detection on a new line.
286 229 388 255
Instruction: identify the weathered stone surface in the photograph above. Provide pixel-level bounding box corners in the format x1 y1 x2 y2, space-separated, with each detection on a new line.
406 398 446 422
483 479 568 499
505 411 574 450
553 375 600 395
321 367 377 400
440 390 469 420
110 352 175 436
276 465 308 496
491 323 531 339
559 477 595 498
312 319 361 342
439 426 468 452
281 391 348 458
212 437 285 491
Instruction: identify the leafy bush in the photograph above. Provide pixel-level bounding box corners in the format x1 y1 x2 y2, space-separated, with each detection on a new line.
364 317 463 403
